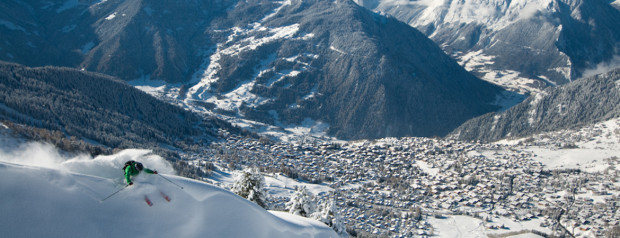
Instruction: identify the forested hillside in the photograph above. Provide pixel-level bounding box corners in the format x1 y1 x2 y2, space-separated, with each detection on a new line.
0 61 223 155
449 68 620 142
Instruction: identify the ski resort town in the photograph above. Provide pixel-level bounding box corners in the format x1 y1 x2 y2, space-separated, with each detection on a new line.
177 121 620 237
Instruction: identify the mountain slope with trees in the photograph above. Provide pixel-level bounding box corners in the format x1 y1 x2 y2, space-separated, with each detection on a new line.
0 61 223 154
449 68 620 142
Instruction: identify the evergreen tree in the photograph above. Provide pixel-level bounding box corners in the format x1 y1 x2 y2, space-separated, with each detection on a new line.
286 186 316 217
231 168 268 209
311 198 347 236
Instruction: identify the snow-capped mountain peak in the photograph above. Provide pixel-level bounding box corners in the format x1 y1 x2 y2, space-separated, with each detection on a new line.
355 0 620 94
409 0 556 30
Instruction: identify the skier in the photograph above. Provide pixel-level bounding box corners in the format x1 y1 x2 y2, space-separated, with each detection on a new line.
123 160 157 185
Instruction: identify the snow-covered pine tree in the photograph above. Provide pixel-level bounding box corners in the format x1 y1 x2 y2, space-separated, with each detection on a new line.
231 168 268 209
286 186 315 217
311 198 347 236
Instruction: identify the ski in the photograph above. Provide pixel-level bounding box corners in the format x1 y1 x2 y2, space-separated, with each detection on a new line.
160 191 171 202
144 195 153 206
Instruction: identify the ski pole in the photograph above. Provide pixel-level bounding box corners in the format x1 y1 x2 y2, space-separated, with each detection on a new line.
158 174 184 189
101 184 129 202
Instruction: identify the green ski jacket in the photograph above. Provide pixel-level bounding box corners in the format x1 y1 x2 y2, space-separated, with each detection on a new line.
124 164 155 184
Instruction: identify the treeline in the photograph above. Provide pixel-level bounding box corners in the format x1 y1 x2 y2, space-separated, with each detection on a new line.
2 120 111 155
173 160 216 179
0 62 220 155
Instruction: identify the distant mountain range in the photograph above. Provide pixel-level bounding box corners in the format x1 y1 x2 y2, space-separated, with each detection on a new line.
354 0 620 93
449 68 620 142
0 0 504 140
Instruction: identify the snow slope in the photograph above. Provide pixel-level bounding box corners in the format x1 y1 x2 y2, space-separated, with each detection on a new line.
0 141 337 238
429 215 549 238
360 0 555 30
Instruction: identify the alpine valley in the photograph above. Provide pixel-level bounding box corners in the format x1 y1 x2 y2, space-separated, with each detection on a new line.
0 0 504 140
1 0 620 238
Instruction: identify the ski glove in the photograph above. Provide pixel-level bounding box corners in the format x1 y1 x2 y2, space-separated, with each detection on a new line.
129 182 134 186
153 171 158 174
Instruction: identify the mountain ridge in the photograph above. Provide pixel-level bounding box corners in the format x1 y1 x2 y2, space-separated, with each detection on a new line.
184 0 505 139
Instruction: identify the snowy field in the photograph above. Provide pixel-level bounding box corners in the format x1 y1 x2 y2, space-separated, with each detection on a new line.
428 215 551 238
497 118 620 172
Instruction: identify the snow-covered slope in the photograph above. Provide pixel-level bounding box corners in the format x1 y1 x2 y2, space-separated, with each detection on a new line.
613 0 620 10
355 0 620 93
0 142 337 238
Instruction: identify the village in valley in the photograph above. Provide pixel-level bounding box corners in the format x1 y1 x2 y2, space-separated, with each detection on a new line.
176 119 620 237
